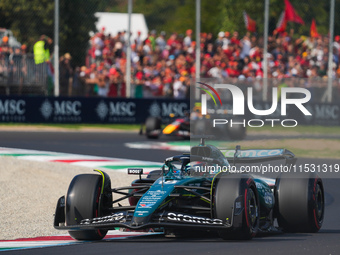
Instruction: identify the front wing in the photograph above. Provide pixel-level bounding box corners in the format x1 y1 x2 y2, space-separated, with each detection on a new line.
54 196 232 231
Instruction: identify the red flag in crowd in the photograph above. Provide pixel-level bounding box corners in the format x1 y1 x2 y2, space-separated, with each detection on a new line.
310 19 320 38
274 11 287 34
243 11 256 32
284 0 304 25
274 0 304 34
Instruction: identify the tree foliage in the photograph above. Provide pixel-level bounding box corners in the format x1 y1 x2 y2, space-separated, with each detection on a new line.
0 0 99 66
58 0 99 66
107 0 224 39
0 0 338 67
108 0 335 38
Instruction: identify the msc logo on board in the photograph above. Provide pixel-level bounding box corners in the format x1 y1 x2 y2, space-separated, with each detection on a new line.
40 99 82 122
0 99 26 122
96 100 136 121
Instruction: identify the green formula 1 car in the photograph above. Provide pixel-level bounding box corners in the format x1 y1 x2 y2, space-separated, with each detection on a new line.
54 139 324 240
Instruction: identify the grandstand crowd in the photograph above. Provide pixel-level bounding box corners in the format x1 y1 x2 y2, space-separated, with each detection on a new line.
1 28 340 99
80 28 340 99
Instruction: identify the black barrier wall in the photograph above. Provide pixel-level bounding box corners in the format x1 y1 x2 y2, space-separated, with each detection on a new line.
0 96 338 126
0 97 189 124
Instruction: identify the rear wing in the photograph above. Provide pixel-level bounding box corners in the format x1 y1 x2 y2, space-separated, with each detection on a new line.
222 147 296 165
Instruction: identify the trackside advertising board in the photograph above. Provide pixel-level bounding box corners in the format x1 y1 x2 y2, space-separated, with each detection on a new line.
0 96 189 124
0 96 338 125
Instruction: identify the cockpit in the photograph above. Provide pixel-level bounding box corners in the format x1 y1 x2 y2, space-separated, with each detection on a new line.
162 145 230 178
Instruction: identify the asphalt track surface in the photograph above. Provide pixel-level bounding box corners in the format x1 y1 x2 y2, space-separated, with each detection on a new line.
1 131 340 255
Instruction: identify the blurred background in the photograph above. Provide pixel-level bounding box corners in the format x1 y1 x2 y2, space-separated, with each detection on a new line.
0 0 339 103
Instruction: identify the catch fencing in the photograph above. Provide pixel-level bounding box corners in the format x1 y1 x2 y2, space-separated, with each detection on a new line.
0 52 48 96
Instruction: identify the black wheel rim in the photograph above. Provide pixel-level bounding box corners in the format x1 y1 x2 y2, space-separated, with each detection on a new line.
247 188 258 228
315 184 324 222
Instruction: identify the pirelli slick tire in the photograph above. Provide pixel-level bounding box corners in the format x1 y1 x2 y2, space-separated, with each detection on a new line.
213 174 260 240
275 172 324 233
226 120 246 140
145 117 161 139
65 174 111 241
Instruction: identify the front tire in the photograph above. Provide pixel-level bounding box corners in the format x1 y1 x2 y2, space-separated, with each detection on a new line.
213 174 259 240
65 174 110 240
275 173 324 233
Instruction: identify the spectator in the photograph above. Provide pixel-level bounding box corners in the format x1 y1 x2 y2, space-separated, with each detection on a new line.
93 34 104 65
2 25 340 99
33 35 53 64
8 47 24 93
156 31 167 51
240 35 251 59
222 31 230 50
135 31 143 49
77 27 340 102
72 66 86 96
59 53 73 96
230 31 240 46
173 71 189 99
2 36 9 47
96 65 109 97
183 29 193 48
215 31 225 49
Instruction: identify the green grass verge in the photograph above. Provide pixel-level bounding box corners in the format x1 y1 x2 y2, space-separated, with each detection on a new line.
0 123 141 130
0 123 339 134
248 125 340 135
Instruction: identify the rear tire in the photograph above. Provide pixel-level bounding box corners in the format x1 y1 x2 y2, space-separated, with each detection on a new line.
213 174 259 240
145 117 161 139
275 173 324 233
65 174 109 240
